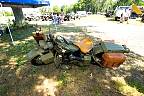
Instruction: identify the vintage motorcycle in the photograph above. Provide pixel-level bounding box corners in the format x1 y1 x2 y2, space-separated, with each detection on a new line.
27 31 130 69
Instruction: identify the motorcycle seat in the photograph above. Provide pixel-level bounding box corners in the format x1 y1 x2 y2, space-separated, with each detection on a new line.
75 38 93 54
56 36 79 52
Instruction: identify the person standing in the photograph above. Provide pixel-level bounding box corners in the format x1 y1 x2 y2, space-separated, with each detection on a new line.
52 13 57 24
120 10 125 23
125 9 131 24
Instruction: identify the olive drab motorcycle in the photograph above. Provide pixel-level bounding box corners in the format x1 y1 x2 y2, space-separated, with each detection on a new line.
27 30 130 69
53 36 94 69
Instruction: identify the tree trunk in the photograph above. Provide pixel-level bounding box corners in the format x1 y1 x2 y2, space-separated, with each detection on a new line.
11 7 24 27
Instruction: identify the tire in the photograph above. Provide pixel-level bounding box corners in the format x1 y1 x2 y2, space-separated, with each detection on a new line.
54 52 63 68
54 52 72 70
29 18 31 21
141 16 144 23
142 19 144 23
115 17 118 21
31 55 45 66
0 30 4 36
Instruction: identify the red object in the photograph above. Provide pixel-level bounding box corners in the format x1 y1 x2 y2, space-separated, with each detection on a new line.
102 53 126 68
33 32 45 43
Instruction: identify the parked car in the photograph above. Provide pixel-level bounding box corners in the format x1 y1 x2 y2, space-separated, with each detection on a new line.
105 10 114 17
64 13 76 21
41 14 49 21
75 13 80 19
76 11 87 17
87 12 92 15
24 14 40 21
64 13 71 21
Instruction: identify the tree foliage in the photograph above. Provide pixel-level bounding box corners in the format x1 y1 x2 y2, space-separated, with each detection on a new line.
61 5 69 13
53 5 61 13
72 0 144 13
72 0 115 13
40 7 52 15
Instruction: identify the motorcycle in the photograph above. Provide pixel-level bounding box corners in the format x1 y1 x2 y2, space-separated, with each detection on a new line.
27 31 130 69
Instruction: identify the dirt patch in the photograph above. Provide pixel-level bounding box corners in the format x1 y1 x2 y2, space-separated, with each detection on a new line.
0 52 144 96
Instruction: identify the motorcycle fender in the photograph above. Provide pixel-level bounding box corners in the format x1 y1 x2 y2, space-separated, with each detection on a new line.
40 51 54 64
27 48 44 60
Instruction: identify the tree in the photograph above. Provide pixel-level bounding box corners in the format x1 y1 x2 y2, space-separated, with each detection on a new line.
114 0 132 6
67 4 73 13
73 3 80 12
61 5 69 13
113 0 144 9
40 7 52 15
61 5 74 14
72 0 144 14
134 0 144 5
102 0 115 11
11 7 24 27
53 5 61 13
40 7 47 15
72 0 115 13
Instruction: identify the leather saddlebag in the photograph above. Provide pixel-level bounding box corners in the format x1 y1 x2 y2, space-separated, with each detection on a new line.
102 53 126 68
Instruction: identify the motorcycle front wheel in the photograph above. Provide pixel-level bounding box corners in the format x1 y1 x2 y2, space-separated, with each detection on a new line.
31 55 45 66
54 52 72 70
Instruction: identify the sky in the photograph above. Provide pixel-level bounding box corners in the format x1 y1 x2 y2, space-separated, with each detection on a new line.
49 0 78 7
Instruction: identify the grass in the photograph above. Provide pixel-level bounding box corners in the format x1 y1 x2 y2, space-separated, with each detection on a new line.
94 87 102 96
0 25 44 67
0 22 144 96
127 79 144 94
112 77 144 96
57 71 71 86
1 39 36 68
0 85 8 96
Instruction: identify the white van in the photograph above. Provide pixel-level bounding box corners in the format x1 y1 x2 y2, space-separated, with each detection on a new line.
114 6 131 21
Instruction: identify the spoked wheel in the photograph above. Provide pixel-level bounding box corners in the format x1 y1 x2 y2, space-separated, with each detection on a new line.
0 30 4 37
54 52 72 70
31 55 45 66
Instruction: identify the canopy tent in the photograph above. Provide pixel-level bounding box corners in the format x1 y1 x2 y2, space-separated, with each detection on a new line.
0 0 50 45
0 0 50 7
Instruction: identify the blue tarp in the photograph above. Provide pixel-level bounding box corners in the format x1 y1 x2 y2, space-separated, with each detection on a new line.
0 0 50 6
